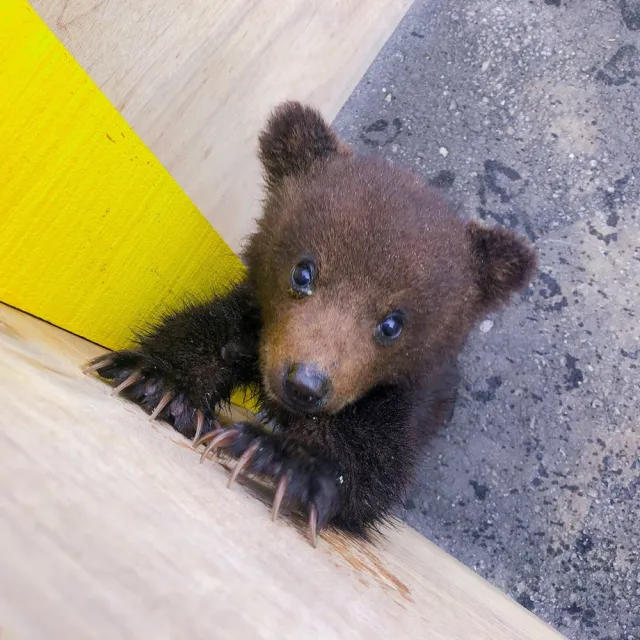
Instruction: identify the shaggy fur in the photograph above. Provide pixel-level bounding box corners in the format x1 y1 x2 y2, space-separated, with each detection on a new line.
90 101 537 539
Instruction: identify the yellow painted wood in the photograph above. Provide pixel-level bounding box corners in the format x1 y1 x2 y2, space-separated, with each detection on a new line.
0 0 245 352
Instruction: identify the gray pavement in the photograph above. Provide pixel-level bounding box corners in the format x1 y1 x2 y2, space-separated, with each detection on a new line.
334 1 640 638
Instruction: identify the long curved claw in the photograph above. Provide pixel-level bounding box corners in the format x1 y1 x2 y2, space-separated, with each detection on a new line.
192 410 205 444
272 475 288 522
193 425 226 450
308 504 318 548
199 429 236 463
82 354 113 374
227 441 260 489
149 391 174 421
111 371 142 396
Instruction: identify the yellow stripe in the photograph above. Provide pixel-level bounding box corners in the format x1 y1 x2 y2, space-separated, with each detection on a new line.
0 0 246 353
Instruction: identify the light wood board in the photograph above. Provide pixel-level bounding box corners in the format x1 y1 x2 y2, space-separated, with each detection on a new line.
30 0 413 253
0 302 565 640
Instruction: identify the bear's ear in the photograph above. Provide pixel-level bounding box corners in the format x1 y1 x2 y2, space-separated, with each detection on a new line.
465 220 537 309
258 101 349 188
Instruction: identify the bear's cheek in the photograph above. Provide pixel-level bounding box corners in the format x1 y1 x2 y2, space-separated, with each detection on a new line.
258 305 379 412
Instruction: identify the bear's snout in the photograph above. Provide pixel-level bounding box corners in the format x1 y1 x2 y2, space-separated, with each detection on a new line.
283 363 331 411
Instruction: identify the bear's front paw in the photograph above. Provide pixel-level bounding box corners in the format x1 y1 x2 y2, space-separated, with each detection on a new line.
84 351 219 441
195 422 341 547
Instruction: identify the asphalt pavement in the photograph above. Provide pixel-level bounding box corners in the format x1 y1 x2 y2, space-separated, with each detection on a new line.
334 1 640 638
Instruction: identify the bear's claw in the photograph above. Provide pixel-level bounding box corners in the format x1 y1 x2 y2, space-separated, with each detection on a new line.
149 390 174 421
111 371 142 396
193 410 205 444
82 353 114 373
272 475 288 522
227 440 260 489
197 429 235 462
308 504 318 548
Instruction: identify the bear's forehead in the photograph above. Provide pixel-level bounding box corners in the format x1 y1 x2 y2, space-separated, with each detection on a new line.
279 156 470 282
291 157 464 235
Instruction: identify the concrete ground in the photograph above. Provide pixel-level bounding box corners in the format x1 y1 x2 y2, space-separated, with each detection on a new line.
334 1 640 638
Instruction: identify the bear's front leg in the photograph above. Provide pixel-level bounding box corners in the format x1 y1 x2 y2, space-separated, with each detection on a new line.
196 386 420 546
85 281 262 440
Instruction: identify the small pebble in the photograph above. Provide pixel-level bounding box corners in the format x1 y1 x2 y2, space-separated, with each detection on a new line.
439 146 449 157
480 320 494 333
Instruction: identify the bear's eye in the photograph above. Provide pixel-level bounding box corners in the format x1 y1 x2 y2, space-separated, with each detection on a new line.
290 259 316 297
375 311 404 345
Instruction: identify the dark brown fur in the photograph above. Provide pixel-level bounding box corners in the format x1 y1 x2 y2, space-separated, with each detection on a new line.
89 101 536 540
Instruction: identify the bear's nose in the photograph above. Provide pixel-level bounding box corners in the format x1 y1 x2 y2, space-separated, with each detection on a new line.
284 363 330 409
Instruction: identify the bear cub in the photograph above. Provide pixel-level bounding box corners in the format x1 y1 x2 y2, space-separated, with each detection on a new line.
88 101 536 546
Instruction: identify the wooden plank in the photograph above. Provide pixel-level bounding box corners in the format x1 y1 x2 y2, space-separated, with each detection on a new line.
0 302 565 640
30 0 413 253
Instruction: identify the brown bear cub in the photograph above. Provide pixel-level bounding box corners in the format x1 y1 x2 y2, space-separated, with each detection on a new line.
88 101 536 546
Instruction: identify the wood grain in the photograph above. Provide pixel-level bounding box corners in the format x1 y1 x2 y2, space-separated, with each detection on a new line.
0 302 565 639
30 0 413 253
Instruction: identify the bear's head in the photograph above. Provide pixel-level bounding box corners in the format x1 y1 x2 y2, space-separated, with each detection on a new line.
243 102 537 415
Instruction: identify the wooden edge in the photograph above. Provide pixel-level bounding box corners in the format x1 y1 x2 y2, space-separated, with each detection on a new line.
0 302 565 639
